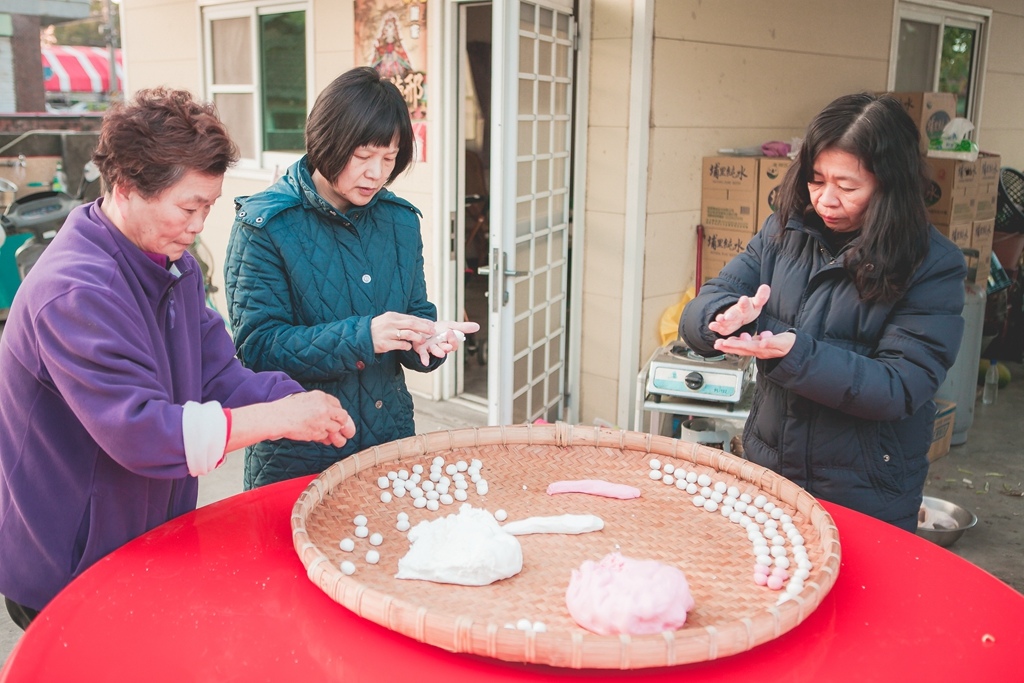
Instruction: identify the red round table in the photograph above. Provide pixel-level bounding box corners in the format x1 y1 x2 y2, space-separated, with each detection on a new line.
2 475 1020 682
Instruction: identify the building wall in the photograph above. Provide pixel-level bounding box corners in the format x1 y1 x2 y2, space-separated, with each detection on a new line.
121 0 437 398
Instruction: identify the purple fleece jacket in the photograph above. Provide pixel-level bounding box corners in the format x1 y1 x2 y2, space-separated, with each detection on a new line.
0 200 303 610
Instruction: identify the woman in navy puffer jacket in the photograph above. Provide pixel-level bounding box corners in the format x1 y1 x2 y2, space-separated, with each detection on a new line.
681 93 966 531
225 68 477 489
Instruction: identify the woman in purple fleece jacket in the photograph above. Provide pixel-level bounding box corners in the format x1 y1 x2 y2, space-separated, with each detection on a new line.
0 88 355 630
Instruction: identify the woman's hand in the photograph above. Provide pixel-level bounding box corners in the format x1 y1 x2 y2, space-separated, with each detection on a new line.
708 284 772 337
228 390 356 451
714 330 795 359
371 311 438 354
410 320 482 366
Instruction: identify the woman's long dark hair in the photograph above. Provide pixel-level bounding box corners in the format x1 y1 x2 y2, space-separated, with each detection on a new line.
774 92 930 302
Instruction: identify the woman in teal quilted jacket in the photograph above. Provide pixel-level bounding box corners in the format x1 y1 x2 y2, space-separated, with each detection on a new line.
225 67 478 488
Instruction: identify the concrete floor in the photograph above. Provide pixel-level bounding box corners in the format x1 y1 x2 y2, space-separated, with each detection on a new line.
3 377 1023 667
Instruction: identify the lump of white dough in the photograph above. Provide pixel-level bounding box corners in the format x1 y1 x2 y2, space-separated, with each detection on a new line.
395 504 523 586
565 552 695 636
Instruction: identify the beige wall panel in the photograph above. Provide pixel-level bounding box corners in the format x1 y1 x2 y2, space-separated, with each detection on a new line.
651 40 888 129
578 371 620 427
987 12 1024 75
979 72 1024 133
582 210 626 298
591 0 632 40
313 1 355 51
405 371 432 397
653 0 891 59
588 38 632 128
980 131 1023 169
585 127 629 214
983 0 1024 17
580 292 622 381
125 60 202 92
643 210 698 299
313 53 357 92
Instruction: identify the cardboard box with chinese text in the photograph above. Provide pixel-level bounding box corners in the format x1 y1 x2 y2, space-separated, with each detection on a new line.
888 91 957 153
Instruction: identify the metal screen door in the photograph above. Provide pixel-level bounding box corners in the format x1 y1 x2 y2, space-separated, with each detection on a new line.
487 0 574 425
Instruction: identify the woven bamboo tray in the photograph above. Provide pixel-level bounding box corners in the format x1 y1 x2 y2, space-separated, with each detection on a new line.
291 424 841 669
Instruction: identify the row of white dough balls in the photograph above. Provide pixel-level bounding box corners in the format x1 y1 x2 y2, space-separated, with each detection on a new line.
647 457 811 594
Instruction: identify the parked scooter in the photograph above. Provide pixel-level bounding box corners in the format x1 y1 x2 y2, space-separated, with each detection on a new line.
0 161 101 281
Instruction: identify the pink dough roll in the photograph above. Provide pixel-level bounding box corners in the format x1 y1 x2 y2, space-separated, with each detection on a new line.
546 479 642 500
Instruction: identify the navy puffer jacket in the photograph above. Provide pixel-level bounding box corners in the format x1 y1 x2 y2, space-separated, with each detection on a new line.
680 214 966 529
224 157 441 489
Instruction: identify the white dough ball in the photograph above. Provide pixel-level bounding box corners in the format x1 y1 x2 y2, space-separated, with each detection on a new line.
409 473 421 485
662 474 675 485
429 471 442 483
425 490 440 501
649 458 662 471
412 464 424 474
432 456 445 467
445 464 457 475
663 463 675 475
413 497 427 509
675 477 688 490
456 460 469 472
710 491 724 503
377 476 390 490
697 473 712 487
366 549 380 564
393 486 406 498
727 486 740 499
426 499 440 511
353 515 368 527
397 511 409 521
739 493 753 504
532 621 547 632
729 511 744 524
648 469 662 481
516 618 532 631
703 499 718 513
339 538 355 552
734 501 748 513
396 519 411 532
440 494 455 505
700 486 712 498
422 480 435 492
454 488 468 502
380 492 393 504
387 471 398 481
476 481 489 495
369 532 383 546
753 494 768 509
340 561 356 576
685 471 698 484
398 469 409 480
494 509 508 522
685 483 699 495
354 526 369 538
692 495 706 507
713 481 728 494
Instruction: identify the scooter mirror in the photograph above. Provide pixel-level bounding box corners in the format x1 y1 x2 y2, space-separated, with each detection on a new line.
83 161 101 184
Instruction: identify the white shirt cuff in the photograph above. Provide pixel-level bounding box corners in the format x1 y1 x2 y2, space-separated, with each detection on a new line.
182 400 227 477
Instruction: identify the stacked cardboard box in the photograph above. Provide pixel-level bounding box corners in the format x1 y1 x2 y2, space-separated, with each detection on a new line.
700 155 791 282
888 91 957 153
924 154 1000 286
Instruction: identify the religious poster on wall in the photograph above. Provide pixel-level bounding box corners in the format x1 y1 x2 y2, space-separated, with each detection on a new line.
354 0 428 161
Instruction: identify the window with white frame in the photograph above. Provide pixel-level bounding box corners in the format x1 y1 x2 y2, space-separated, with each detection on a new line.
203 1 309 169
891 1 990 128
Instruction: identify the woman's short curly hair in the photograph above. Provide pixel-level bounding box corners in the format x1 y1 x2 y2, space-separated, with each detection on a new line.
92 87 239 198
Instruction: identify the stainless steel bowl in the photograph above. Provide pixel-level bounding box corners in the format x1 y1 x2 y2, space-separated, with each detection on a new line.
916 495 978 548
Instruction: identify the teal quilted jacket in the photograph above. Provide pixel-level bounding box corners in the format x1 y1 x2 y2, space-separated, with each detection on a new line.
224 157 441 489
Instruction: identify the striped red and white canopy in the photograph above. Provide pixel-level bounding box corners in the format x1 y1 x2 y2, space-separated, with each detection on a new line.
41 45 123 93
